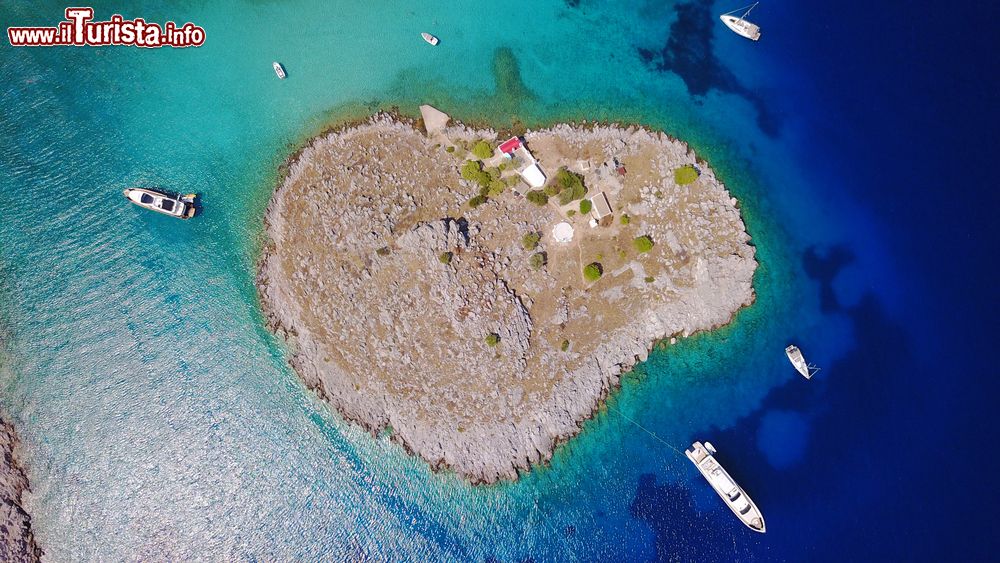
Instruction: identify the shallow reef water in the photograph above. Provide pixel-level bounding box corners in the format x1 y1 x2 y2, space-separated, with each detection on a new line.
0 0 995 559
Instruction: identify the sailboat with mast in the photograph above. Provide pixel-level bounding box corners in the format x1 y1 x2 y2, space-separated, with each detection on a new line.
720 2 762 41
785 344 820 379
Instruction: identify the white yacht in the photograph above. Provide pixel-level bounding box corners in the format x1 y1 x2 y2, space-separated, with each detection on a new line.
720 3 762 41
785 344 820 379
686 441 766 533
273 61 286 79
123 188 196 219
421 32 439 46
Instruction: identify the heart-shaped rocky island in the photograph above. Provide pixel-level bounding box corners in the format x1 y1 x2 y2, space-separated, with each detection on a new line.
257 109 756 483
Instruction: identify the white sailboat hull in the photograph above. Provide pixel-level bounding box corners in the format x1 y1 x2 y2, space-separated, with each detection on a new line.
785 345 816 379
720 14 761 41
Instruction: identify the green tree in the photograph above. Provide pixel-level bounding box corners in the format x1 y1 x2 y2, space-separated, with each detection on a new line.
461 160 492 188
487 180 506 197
560 340 570 352
554 168 587 205
620 214 630 225
522 232 541 250
526 190 549 206
439 252 453 264
583 262 603 282
468 195 487 208
485 333 500 347
579 199 593 214
471 140 493 160
633 235 654 253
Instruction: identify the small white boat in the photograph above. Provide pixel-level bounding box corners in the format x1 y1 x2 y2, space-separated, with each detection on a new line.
785 344 820 379
421 32 439 46
720 2 762 41
686 441 766 533
123 188 196 219
272 61 286 79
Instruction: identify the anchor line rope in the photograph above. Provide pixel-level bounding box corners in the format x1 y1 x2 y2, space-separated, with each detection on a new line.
605 403 687 460
723 2 759 17
525 404 686 560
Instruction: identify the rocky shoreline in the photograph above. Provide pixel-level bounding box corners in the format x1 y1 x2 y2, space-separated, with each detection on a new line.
0 415 42 561
258 111 756 483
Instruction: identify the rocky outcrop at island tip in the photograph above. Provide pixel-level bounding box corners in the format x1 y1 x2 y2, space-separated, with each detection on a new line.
258 111 756 483
0 415 42 562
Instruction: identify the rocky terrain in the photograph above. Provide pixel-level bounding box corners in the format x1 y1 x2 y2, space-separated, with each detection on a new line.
0 415 42 561
258 112 756 483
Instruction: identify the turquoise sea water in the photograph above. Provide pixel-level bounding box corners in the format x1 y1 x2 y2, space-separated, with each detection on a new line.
2 1 991 560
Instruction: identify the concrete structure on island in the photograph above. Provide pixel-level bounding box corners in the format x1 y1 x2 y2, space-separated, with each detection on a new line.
552 221 575 243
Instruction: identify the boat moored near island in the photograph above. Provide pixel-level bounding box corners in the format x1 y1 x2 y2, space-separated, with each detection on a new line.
686 441 766 533
123 188 196 219
273 61 286 79
785 344 820 379
720 2 762 41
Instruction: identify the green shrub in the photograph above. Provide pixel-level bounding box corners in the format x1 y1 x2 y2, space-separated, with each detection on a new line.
471 140 493 160
376 246 391 256
485 333 500 347
620 214 630 225
461 160 481 180
486 166 501 180
529 252 547 270
674 164 699 185
644 276 655 283
544 184 561 197
522 232 541 251
583 262 603 282
567 210 576 217
560 340 570 352
633 235 654 253
487 180 506 197
439 252 453 264
555 168 587 205
526 190 549 206
468 195 487 208
579 199 593 214
461 160 492 187
445 146 455 153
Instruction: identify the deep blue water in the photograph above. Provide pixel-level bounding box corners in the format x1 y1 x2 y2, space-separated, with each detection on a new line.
0 0 996 560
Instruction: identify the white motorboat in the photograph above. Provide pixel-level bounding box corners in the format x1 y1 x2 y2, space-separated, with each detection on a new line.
720 3 762 41
785 344 820 379
421 32 439 46
123 188 196 219
273 61 286 79
686 441 766 533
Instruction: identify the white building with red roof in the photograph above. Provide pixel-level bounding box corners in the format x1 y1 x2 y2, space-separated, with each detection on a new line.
497 136 547 189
